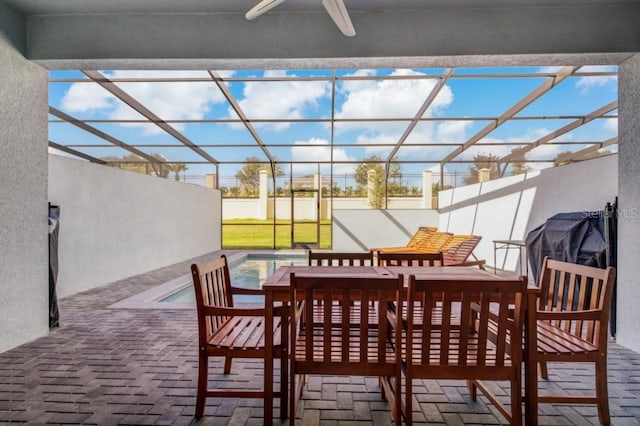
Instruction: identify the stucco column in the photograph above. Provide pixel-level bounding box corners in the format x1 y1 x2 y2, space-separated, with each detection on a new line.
367 169 376 207
616 53 640 352
0 38 49 352
478 168 491 183
258 169 268 220
422 170 433 209
205 173 216 188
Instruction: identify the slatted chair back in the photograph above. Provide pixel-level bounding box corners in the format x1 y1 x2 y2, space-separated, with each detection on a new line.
537 257 615 347
377 251 444 267
308 250 374 266
410 231 454 253
289 273 404 423
192 255 234 345
404 274 527 425
526 257 617 425
406 226 438 247
442 235 484 267
369 226 437 254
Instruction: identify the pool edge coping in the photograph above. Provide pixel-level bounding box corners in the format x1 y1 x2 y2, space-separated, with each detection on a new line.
107 250 307 310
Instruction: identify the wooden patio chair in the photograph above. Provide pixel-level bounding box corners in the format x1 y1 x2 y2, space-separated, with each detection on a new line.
191 255 287 420
308 250 374 266
369 226 437 254
377 251 444 267
526 257 616 425
308 250 377 324
399 274 527 425
289 273 404 423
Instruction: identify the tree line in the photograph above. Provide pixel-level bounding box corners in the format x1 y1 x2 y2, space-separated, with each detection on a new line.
100 147 605 201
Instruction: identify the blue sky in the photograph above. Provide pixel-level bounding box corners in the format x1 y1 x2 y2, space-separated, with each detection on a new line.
48 66 618 184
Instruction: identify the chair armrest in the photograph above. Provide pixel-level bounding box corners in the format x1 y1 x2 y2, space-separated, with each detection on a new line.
202 306 268 317
203 304 288 317
230 286 265 296
535 309 602 321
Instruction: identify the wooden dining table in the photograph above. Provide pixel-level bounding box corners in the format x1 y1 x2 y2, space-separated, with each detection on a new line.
261 265 538 425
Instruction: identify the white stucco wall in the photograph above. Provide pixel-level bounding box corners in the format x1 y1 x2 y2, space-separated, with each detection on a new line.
48 155 221 298
617 55 640 353
0 38 49 354
332 209 440 251
439 155 618 275
223 197 427 220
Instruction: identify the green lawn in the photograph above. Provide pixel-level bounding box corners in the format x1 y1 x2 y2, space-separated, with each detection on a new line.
222 219 332 249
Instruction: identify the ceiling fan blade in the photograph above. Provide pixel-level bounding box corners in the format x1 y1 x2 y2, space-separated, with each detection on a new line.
322 0 356 37
245 0 287 20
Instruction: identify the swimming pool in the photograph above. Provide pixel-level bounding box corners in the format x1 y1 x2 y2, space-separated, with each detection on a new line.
160 254 308 303
108 252 308 310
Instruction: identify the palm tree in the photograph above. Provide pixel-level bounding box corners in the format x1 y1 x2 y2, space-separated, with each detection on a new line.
171 163 188 181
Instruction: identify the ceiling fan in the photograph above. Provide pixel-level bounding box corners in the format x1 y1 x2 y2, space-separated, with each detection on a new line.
245 0 356 37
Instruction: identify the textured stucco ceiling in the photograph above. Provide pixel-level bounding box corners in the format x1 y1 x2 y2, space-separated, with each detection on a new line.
4 0 639 15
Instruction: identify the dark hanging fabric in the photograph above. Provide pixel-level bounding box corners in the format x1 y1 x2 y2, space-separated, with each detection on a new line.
604 200 618 337
49 204 60 328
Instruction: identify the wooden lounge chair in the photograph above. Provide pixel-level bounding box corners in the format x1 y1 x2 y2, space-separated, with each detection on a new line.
400 274 527 425
191 255 287 420
369 226 437 254
525 257 616 425
377 233 486 268
442 235 486 268
289 273 404 423
374 231 453 255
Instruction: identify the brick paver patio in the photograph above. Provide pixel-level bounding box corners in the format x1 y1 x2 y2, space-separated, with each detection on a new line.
1 251 639 425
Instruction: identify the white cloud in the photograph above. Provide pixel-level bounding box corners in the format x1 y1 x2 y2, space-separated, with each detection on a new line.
453 127 566 162
575 65 617 94
371 120 475 161
333 69 456 158
579 65 617 73
60 70 227 135
604 117 618 132
433 120 474 143
337 69 453 123
526 144 565 162
231 71 331 131
290 137 356 175
537 66 563 74
61 82 115 113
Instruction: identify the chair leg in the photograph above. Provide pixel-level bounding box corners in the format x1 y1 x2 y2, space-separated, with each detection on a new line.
280 350 288 420
595 358 611 425
405 374 413 426
195 352 208 418
394 374 402 425
526 356 539 426
538 361 548 379
511 369 523 426
290 371 296 422
467 379 477 401
223 356 232 374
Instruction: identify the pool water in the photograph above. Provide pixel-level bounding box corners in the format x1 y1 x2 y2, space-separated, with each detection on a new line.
160 255 307 303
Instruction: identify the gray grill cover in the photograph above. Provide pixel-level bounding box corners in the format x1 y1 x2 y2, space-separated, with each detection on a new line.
525 212 606 284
